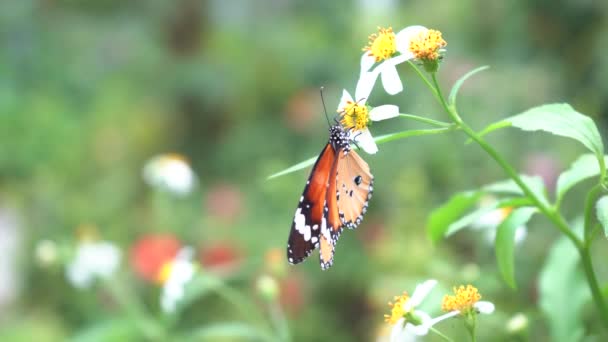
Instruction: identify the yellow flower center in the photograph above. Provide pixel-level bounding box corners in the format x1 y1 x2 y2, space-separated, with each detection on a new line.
364 27 396 62
384 292 411 324
340 101 370 131
409 29 447 61
499 206 514 220
157 261 174 285
441 285 481 314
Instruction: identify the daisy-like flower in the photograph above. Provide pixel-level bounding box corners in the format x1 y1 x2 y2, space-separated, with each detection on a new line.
337 82 399 154
384 280 438 341
66 241 121 289
143 153 197 196
159 247 197 314
441 284 495 317
472 197 527 245
361 26 447 95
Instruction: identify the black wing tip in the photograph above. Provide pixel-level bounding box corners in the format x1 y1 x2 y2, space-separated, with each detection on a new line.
320 260 333 270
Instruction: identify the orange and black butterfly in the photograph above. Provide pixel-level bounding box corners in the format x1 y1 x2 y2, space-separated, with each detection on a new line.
286 124 373 270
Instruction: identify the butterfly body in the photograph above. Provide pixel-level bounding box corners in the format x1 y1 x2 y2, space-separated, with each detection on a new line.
287 125 373 270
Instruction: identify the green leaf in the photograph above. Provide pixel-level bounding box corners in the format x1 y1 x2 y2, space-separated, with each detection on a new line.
483 175 550 207
480 103 605 169
70 319 142 342
539 221 590 342
495 207 537 288
266 155 317 180
474 120 513 140
267 127 455 180
428 191 483 243
185 322 272 341
596 196 608 238
556 154 608 203
444 197 530 237
448 65 489 107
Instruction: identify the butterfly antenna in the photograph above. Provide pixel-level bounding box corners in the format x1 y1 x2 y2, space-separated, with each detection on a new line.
319 86 331 127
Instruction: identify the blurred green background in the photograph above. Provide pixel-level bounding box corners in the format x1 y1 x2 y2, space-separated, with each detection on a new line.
1 0 608 341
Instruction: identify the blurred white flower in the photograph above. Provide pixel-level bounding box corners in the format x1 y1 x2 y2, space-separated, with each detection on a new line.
0 207 21 310
66 241 121 289
472 197 527 245
361 26 446 95
143 153 197 195
159 247 196 314
337 77 399 154
506 312 528 334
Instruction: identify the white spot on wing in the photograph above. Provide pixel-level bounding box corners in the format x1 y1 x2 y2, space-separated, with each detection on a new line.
294 208 312 241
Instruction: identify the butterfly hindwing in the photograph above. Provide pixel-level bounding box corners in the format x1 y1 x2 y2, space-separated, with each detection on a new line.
287 143 336 265
336 149 373 229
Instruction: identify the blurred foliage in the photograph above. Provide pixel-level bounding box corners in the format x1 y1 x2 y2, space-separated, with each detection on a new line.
1 0 608 341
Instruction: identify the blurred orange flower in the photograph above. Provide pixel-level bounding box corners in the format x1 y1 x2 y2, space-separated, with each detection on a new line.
199 241 243 275
130 234 182 282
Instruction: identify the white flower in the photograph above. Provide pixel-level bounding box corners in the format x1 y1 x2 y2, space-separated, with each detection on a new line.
385 280 437 342
472 197 527 245
66 241 121 289
160 247 196 314
143 153 197 195
361 26 445 95
337 78 399 154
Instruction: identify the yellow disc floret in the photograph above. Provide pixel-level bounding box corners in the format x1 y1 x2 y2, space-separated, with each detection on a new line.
364 27 397 62
340 101 370 131
157 261 174 284
409 29 447 61
441 285 481 314
384 292 410 324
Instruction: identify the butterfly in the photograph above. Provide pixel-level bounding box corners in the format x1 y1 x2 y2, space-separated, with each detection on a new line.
286 124 373 270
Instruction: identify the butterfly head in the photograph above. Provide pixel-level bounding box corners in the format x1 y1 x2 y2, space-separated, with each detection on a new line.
329 125 351 153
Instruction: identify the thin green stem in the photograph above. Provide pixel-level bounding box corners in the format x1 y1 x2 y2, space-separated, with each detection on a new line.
398 113 452 127
583 184 604 241
268 301 290 342
429 327 455 342
580 248 608 323
407 61 440 102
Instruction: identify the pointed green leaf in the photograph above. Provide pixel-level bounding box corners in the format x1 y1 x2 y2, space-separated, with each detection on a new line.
556 154 608 203
186 322 272 341
445 197 531 237
267 127 455 180
539 221 590 342
478 104 605 170
483 175 550 207
428 191 483 243
596 196 608 238
495 207 537 288
448 65 489 107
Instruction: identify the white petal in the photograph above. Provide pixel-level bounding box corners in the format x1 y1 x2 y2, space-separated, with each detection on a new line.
369 105 399 121
475 301 495 314
353 128 378 154
337 89 354 112
360 53 376 73
514 225 527 244
355 71 378 103
395 25 428 53
390 318 405 342
380 63 403 95
406 279 437 310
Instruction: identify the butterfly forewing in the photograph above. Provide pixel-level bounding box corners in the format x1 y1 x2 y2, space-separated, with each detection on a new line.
336 150 373 229
287 143 336 265
319 150 342 270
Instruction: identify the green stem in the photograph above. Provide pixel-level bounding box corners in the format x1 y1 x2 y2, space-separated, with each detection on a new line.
268 301 290 342
583 184 604 242
428 70 608 326
429 327 455 342
408 61 440 102
398 113 452 127
580 248 608 323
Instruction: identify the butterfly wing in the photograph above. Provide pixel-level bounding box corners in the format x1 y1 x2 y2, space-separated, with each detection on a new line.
287 143 336 265
336 149 373 229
